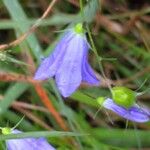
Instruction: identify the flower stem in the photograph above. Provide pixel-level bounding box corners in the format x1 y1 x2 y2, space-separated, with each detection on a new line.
86 25 112 92
79 0 84 22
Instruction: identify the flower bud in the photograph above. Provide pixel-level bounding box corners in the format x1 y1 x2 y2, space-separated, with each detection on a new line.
112 86 136 108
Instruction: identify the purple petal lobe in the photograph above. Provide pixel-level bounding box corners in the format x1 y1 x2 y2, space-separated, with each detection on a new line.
103 98 150 122
34 56 54 80
6 130 55 150
82 59 99 85
55 35 86 97
34 32 74 80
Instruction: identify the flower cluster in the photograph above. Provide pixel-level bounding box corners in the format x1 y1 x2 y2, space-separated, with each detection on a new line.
2 128 55 150
34 22 149 123
34 23 99 97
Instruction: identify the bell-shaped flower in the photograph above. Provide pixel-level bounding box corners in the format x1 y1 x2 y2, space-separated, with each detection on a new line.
34 23 99 97
97 97 150 122
2 128 55 150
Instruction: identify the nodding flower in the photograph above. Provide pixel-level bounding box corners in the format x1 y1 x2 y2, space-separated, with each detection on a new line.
2 128 55 150
34 23 99 97
97 87 150 123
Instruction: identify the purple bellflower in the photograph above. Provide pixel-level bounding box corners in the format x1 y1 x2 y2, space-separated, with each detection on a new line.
2 128 55 150
97 97 150 123
34 23 99 97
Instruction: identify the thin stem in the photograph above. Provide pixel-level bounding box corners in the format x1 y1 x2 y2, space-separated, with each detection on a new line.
93 105 103 119
104 110 114 125
136 87 150 96
12 116 25 130
79 0 84 22
135 76 150 92
133 123 142 150
86 25 112 92
125 120 129 130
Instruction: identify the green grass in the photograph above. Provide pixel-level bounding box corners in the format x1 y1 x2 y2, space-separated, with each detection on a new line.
0 0 149 149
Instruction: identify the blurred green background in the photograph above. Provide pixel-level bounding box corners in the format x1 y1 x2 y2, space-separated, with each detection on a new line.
0 0 150 149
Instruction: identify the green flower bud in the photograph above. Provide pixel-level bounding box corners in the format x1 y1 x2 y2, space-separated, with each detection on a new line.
96 97 105 106
74 23 84 34
2 127 12 135
112 86 136 108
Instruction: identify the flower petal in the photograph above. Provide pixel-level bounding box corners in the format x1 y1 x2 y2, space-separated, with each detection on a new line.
6 130 55 150
80 37 99 85
55 35 86 97
34 56 54 80
34 32 74 80
82 59 99 85
103 98 150 122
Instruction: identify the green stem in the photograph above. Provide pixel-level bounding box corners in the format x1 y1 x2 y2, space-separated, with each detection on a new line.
79 0 84 22
86 25 112 92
